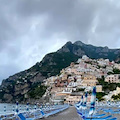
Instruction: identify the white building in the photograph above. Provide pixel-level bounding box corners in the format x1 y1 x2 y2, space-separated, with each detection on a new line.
114 64 120 70
82 55 89 61
105 74 120 83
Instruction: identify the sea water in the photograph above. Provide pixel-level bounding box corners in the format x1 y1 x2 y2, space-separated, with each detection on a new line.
0 103 33 116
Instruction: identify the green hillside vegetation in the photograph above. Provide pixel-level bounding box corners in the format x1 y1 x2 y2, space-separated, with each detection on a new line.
30 52 79 77
28 84 47 99
112 94 120 100
108 68 120 75
96 92 106 101
113 68 120 74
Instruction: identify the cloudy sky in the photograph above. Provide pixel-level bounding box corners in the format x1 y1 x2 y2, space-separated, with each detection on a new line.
0 0 120 83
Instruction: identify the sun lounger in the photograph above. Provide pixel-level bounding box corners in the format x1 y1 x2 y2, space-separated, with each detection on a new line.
18 113 34 120
83 115 112 120
107 118 117 120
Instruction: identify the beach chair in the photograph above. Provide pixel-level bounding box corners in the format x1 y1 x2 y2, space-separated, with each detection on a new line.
77 110 106 118
18 111 44 120
103 108 120 115
18 113 34 120
83 115 112 120
92 114 106 118
110 111 120 114
45 105 69 117
107 118 117 120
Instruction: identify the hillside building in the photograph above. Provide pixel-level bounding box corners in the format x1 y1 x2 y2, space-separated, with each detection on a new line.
82 74 98 86
105 74 120 83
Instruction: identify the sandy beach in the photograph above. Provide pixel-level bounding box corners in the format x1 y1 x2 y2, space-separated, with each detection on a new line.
43 106 80 120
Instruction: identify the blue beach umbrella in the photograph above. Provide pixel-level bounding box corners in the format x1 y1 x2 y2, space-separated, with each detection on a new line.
76 101 81 108
34 103 37 118
40 105 45 116
75 100 80 106
4 106 6 118
19 105 21 112
79 95 83 109
83 92 88 109
13 106 15 112
16 101 19 114
15 101 19 120
25 102 29 118
34 103 37 111
40 104 43 109
26 102 29 112
77 101 80 104
89 87 96 116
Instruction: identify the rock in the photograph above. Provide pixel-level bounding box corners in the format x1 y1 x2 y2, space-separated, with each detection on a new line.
3 94 13 102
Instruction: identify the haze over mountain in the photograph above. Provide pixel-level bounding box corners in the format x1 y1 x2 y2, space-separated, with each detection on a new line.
0 41 120 102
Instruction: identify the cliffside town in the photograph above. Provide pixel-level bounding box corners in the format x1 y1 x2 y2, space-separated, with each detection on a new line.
43 55 120 104
0 41 120 103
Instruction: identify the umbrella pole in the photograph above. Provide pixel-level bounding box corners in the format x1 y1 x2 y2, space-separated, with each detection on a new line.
91 113 93 120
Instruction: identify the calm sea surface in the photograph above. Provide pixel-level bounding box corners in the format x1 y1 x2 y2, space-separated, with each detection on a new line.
0 103 33 116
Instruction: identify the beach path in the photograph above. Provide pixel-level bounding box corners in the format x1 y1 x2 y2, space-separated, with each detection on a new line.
43 106 80 120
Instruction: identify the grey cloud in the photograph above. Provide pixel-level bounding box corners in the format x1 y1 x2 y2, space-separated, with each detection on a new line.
0 0 120 83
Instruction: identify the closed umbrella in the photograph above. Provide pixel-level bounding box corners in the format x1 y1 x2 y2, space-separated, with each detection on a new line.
83 92 88 109
79 95 83 109
89 87 96 116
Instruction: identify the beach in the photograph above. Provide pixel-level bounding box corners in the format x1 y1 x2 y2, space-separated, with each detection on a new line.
43 106 80 120
43 106 120 120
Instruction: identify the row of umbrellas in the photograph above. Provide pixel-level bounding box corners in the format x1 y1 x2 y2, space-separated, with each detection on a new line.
76 87 96 116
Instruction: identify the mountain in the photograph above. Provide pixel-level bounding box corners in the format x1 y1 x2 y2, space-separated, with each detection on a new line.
0 41 120 103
